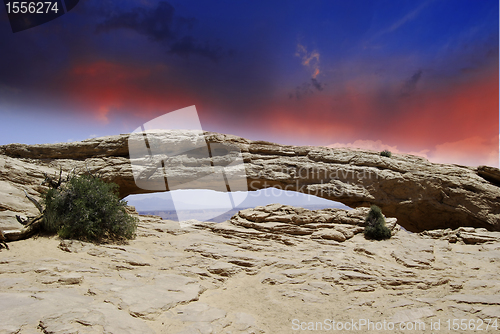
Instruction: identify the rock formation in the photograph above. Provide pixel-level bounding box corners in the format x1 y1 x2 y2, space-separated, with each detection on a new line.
217 205 400 243
1 131 499 233
209 204 500 245
0 206 499 333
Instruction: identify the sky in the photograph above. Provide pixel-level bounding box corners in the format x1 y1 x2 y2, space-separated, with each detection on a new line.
0 0 498 170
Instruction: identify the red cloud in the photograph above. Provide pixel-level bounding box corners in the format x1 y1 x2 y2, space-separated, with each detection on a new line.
259 67 498 167
65 60 195 123
393 71 498 149
59 59 498 167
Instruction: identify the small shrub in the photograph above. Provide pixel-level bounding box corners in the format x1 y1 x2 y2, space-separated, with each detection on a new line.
380 150 392 158
364 205 391 240
42 174 138 243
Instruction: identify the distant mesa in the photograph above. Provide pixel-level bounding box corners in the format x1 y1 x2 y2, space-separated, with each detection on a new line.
126 189 350 213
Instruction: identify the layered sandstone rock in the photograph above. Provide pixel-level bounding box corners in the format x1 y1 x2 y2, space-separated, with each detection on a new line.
1 131 499 232
201 204 399 244
0 207 499 333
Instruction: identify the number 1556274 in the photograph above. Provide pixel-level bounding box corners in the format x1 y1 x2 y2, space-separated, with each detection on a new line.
5 2 59 14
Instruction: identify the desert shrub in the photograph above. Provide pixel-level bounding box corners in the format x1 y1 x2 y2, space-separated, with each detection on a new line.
380 150 392 158
42 174 138 243
364 205 391 240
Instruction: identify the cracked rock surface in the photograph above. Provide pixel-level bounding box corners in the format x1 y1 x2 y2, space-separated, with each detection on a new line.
1 206 499 333
1 131 500 232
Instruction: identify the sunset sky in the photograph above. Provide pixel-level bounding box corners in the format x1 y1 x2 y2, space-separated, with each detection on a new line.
0 0 498 167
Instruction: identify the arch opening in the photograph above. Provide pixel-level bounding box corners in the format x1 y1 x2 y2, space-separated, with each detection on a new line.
125 188 352 223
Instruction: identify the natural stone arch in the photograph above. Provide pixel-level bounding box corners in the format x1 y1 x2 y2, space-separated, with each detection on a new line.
0 131 499 232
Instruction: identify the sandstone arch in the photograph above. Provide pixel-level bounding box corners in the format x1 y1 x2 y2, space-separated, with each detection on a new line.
0 131 499 232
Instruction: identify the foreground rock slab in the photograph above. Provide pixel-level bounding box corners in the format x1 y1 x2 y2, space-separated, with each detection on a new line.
198 204 399 245
1 131 500 232
1 207 499 333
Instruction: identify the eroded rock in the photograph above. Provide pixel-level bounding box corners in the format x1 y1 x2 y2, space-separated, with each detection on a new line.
1 131 499 232
0 211 499 333
196 204 398 244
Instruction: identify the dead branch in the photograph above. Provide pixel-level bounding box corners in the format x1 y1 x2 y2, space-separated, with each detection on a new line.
16 215 28 225
85 162 96 178
66 167 76 182
24 190 43 214
42 167 63 189
0 229 9 250
3 214 44 242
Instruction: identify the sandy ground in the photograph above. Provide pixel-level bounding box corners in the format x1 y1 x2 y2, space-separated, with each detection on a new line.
1 214 500 334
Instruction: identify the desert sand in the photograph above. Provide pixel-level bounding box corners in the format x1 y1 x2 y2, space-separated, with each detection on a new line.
1 205 499 334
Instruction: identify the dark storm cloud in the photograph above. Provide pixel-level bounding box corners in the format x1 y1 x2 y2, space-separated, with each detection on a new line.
96 1 221 60
170 36 221 61
96 1 177 41
289 82 313 100
400 69 422 96
289 78 325 100
311 78 324 91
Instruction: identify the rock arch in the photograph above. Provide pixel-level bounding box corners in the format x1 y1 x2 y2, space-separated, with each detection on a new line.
0 131 499 232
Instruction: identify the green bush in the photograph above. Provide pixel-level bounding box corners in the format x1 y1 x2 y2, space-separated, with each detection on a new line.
380 150 392 158
42 174 138 243
364 205 391 240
